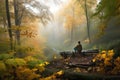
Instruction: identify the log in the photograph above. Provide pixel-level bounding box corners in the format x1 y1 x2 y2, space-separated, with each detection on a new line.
42 69 120 80
60 49 99 58
63 70 120 80
43 68 120 80
67 62 94 69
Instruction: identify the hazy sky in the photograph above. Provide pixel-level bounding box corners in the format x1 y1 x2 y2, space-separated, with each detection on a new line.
32 0 100 15
44 0 68 14
48 0 101 14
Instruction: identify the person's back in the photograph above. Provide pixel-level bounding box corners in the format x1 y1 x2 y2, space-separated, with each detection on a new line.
74 41 82 54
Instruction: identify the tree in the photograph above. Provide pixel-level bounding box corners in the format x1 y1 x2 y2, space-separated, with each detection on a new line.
92 0 120 38
13 0 21 45
84 0 90 43
61 0 86 42
12 0 54 45
1 0 61 51
77 0 96 43
5 0 13 50
0 0 7 29
94 0 120 21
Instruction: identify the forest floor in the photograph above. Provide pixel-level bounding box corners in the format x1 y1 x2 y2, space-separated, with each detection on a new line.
43 53 120 80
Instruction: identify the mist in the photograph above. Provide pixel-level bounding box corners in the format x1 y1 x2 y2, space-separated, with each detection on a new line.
34 0 120 60
38 16 88 56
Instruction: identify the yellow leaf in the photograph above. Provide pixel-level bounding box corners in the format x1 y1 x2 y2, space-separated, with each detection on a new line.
56 70 64 76
101 54 106 59
101 50 106 54
44 61 49 65
32 68 38 71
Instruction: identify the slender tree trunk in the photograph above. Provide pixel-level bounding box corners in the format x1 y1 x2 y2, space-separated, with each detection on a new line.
13 0 21 45
2 17 6 29
71 25 73 42
5 0 13 50
84 0 91 43
71 6 75 42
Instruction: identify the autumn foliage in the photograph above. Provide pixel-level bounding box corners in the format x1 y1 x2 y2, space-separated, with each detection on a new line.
92 50 120 74
0 52 64 80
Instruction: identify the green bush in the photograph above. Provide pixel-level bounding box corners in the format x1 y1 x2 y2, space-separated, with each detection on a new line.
0 53 13 60
5 58 26 67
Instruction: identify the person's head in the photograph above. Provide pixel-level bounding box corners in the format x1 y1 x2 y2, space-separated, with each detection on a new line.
78 41 80 44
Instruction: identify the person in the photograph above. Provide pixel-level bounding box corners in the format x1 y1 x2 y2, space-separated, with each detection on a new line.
74 41 82 54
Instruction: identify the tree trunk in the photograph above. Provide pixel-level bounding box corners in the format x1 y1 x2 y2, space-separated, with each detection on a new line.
71 6 75 42
5 0 13 50
2 17 6 29
71 25 73 42
84 0 91 43
13 0 21 45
